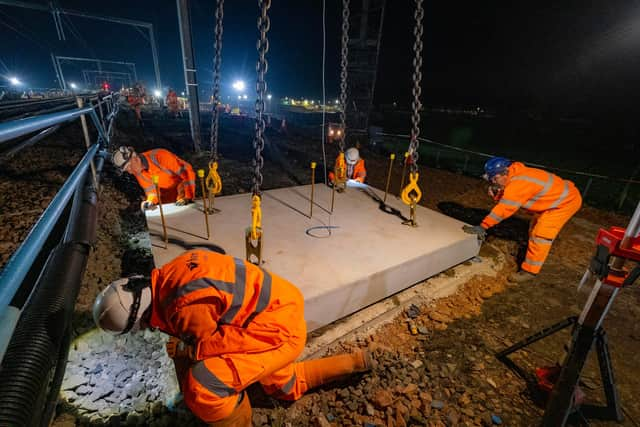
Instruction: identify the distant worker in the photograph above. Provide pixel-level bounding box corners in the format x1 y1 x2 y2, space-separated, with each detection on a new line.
463 157 582 283
92 249 372 426
127 88 143 125
329 147 366 185
112 146 196 211
166 89 179 118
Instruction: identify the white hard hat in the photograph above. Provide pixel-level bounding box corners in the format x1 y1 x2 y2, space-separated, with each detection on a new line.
345 147 360 165
112 146 135 170
93 276 152 334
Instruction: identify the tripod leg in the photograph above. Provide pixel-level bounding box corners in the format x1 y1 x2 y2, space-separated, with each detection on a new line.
496 317 576 359
595 330 623 422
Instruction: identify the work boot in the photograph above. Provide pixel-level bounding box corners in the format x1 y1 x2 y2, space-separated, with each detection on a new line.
302 349 373 390
208 392 252 427
508 270 537 283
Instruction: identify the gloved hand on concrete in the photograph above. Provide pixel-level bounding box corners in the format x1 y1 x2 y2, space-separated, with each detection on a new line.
166 336 195 360
462 224 487 240
175 198 192 206
140 200 158 211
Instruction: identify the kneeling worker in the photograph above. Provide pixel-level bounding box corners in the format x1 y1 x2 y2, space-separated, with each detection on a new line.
112 146 196 211
328 147 366 185
464 157 582 283
93 249 372 425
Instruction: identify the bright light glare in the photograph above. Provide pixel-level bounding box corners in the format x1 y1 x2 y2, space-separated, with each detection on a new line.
267 94 272 100
70 82 77 89
237 95 242 100
232 80 245 91
335 99 339 104
242 94 248 100
154 90 161 97
9 76 20 86
181 92 185 96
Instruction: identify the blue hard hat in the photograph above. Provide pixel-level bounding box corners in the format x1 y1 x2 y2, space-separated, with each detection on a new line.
484 157 512 180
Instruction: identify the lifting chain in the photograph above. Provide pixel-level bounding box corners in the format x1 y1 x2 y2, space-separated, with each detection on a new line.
246 0 270 265
206 0 225 210
407 0 424 175
252 0 270 197
338 0 350 154
209 0 224 163
401 0 424 227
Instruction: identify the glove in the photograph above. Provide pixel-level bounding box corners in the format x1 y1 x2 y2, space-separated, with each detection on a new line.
175 198 192 206
140 200 158 211
462 225 487 240
166 337 195 360
488 184 503 200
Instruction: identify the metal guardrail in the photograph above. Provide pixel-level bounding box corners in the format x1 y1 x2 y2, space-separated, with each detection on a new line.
0 92 120 361
371 131 640 214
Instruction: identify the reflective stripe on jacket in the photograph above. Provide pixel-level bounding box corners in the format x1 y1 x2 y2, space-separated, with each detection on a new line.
148 250 305 360
134 148 196 203
481 162 581 229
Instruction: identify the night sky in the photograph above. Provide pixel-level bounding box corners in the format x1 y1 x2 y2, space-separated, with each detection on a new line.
1 0 639 116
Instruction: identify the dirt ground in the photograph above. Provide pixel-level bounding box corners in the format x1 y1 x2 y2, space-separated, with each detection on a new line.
9 104 637 426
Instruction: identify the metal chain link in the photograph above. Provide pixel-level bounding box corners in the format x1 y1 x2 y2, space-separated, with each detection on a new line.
408 0 424 174
252 0 271 195
338 0 350 153
209 0 224 162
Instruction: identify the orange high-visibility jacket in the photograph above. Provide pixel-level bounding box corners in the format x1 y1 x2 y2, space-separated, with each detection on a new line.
148 250 306 360
166 91 178 107
127 95 141 107
134 149 196 204
350 159 367 182
481 162 581 229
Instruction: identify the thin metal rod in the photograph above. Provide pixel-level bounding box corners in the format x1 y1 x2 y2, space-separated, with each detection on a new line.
154 179 168 246
330 182 336 213
310 162 316 217
199 173 210 239
398 152 408 196
383 153 395 204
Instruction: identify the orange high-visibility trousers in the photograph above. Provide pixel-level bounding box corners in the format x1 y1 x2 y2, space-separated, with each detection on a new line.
521 192 582 274
180 312 310 422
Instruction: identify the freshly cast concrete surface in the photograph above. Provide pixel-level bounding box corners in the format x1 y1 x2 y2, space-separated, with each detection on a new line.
146 184 480 331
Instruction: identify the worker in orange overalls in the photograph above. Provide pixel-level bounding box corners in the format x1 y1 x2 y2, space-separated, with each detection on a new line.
112 146 196 211
92 249 372 426
328 147 366 185
463 157 582 282
166 89 179 118
127 87 143 125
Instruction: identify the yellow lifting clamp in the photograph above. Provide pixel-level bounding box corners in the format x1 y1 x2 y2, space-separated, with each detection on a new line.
245 194 263 265
331 152 347 212
401 172 422 227
334 151 347 191
205 161 222 214
197 169 210 240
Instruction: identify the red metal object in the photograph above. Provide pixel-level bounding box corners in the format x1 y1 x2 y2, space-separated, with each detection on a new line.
536 366 560 394
596 226 640 287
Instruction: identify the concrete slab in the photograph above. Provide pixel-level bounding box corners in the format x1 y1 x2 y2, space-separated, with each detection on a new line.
146 184 480 331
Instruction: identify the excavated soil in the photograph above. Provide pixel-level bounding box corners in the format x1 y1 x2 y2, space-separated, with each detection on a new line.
6 105 637 426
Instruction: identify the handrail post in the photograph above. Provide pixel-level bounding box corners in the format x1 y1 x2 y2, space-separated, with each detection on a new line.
76 97 98 189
